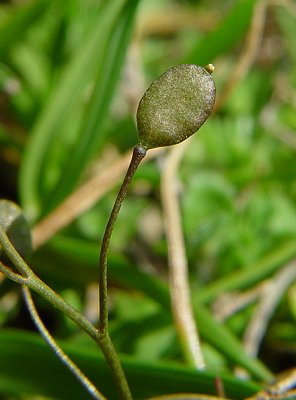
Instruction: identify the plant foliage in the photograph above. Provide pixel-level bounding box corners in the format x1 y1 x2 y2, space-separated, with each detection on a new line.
0 0 296 399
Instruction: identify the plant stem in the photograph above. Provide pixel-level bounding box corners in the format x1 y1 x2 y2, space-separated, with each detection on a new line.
98 144 146 332
0 226 99 342
0 143 147 400
97 331 132 400
0 227 134 399
0 226 33 278
22 286 106 400
98 144 146 399
0 262 29 285
31 271 138 397
29 274 99 341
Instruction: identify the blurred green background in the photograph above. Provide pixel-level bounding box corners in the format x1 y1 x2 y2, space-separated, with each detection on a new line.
0 0 296 399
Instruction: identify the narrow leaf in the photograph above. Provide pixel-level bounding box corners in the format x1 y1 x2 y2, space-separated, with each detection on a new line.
0 329 261 400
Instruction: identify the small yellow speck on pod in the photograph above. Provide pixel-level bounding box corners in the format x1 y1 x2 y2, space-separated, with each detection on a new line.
136 64 216 150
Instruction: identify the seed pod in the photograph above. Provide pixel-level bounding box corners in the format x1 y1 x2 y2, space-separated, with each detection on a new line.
0 200 32 262
136 64 216 149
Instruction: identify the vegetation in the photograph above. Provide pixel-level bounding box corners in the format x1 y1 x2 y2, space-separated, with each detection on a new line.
0 0 296 399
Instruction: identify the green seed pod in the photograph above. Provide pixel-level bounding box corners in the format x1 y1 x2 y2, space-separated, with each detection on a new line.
136 64 216 149
0 200 32 262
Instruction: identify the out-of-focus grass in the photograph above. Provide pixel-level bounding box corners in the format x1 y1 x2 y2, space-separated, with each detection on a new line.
0 0 296 398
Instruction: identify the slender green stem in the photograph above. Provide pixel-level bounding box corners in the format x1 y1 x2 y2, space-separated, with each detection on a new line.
0 229 133 398
22 286 106 400
98 331 132 400
0 226 33 278
30 274 100 341
97 144 146 399
0 227 133 400
31 267 132 400
98 144 146 332
0 145 147 400
0 261 29 285
0 226 100 342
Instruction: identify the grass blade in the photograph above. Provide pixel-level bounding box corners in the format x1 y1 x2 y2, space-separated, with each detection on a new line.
0 329 261 399
19 0 127 222
44 0 140 213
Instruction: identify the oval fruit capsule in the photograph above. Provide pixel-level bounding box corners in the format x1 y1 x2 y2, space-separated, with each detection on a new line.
137 64 216 149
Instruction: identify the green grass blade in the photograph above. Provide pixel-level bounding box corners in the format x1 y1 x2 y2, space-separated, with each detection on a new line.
196 238 296 304
44 0 140 213
184 0 257 65
0 329 261 399
0 0 50 57
195 304 273 381
19 0 127 222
